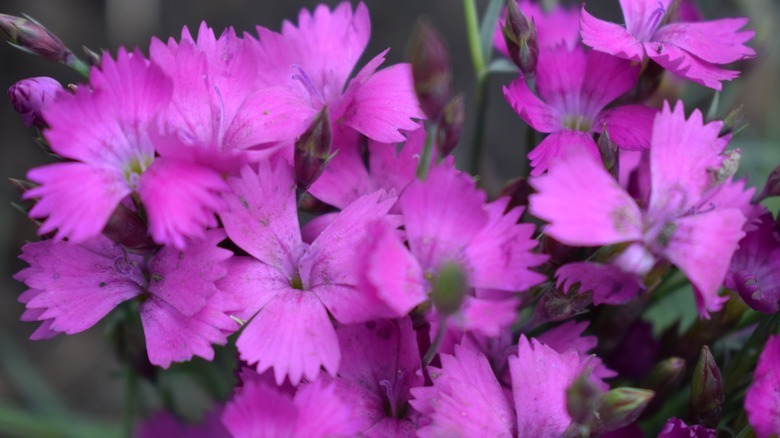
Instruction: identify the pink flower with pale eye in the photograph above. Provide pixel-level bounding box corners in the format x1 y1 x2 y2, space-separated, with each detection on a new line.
249 2 424 144
25 49 227 249
503 44 657 175
581 0 756 90
530 101 752 316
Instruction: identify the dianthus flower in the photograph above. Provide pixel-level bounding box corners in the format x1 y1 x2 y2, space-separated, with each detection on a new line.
250 2 423 144
504 45 656 175
15 230 237 367
725 212 780 313
745 335 780 438
581 0 755 90
25 49 227 248
218 159 396 385
530 102 752 315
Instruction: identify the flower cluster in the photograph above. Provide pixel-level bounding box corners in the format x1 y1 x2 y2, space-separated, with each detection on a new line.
5 0 779 437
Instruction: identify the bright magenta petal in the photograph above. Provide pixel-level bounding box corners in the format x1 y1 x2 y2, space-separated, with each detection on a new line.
411 345 514 437
138 158 227 249
511 336 582 437
745 335 780 438
466 199 546 291
236 289 340 385
147 229 230 316
15 236 144 334
653 19 755 65
503 78 561 133
530 148 643 246
556 262 645 305
527 130 601 176
595 105 656 151
580 5 645 61
221 379 298 438
664 209 746 317
221 161 300 273
26 163 131 243
646 42 739 90
619 0 673 39
140 294 238 368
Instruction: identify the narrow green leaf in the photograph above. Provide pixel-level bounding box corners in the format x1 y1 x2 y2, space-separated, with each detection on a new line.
479 0 504 64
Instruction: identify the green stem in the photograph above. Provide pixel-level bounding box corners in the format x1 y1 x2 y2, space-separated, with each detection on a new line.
416 123 438 180
463 0 485 77
423 318 449 366
66 56 91 78
468 73 489 175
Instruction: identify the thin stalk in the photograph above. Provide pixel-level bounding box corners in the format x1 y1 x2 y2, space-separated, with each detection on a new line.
423 318 449 366
416 123 438 180
462 0 485 77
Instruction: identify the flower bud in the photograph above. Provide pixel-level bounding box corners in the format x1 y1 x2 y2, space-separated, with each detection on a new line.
0 14 72 63
501 0 538 75
294 107 333 193
721 104 746 137
566 371 602 426
7 77 62 128
759 163 780 201
598 125 619 179
407 18 451 119
436 93 465 156
641 357 685 418
431 262 467 316
691 345 723 428
103 203 156 253
592 387 654 434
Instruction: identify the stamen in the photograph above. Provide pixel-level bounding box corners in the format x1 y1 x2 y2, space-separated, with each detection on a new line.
291 64 325 107
379 379 398 418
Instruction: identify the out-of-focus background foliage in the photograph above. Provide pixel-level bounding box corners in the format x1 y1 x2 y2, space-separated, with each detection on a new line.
0 0 778 435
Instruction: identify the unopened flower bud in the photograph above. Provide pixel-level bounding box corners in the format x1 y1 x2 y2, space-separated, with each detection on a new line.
431 262 467 316
103 203 156 252
566 370 602 426
691 346 723 428
759 163 780 201
501 0 538 75
7 77 62 128
407 18 451 119
294 107 333 193
0 14 72 63
593 387 654 434
641 357 685 418
436 93 465 156
499 176 531 215
598 126 619 179
83 45 102 67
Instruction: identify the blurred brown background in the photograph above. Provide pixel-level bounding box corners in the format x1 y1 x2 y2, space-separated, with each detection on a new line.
0 0 778 435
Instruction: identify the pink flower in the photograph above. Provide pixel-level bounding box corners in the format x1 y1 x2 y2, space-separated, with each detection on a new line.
530 102 751 316
7 76 62 128
15 230 238 367
136 408 229 438
26 49 227 248
358 161 546 338
745 335 780 438
218 159 396 385
503 45 656 175
658 417 716 437
581 0 756 90
250 2 423 144
725 212 780 313
150 23 287 172
221 376 361 438
329 318 423 437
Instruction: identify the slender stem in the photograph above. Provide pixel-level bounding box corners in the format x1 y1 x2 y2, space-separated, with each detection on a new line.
423 318 449 366
416 123 438 180
463 0 485 77
468 73 489 175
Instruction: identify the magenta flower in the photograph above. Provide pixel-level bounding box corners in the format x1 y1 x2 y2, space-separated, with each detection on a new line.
725 212 780 313
581 0 756 90
221 376 361 438
329 318 423 437
250 2 423 144
7 76 62 128
556 261 646 306
218 159 396 385
503 45 656 175
149 23 291 172
493 0 581 55
358 161 546 337
745 335 780 438
530 102 752 316
410 345 515 437
25 49 227 248
15 230 237 367
136 408 229 438
658 417 716 438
